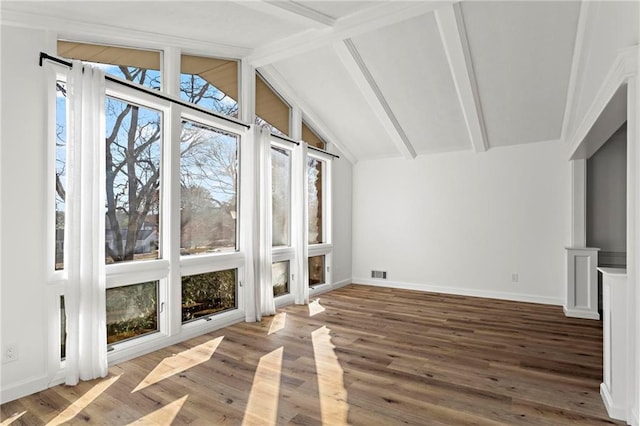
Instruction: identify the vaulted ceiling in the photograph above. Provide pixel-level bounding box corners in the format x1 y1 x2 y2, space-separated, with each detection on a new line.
2 1 583 162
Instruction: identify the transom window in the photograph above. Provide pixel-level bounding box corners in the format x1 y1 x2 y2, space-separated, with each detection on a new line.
180 54 238 117
255 72 290 136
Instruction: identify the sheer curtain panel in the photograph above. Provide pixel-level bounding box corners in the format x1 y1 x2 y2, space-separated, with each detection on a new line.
64 61 108 385
258 128 275 318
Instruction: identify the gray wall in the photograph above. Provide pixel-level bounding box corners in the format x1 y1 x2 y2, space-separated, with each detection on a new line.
587 123 627 265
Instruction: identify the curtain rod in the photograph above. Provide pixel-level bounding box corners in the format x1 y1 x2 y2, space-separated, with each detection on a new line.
308 144 340 159
270 133 300 146
39 52 251 130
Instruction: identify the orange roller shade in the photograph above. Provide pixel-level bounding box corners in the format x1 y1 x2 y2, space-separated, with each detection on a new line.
256 73 290 136
57 40 160 70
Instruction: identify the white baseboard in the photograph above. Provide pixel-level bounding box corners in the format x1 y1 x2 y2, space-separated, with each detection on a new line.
600 382 627 421
332 278 351 290
563 306 601 320
353 278 564 306
0 373 50 404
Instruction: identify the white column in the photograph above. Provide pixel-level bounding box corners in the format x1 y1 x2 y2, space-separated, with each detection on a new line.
599 267 628 421
571 159 587 247
627 74 640 425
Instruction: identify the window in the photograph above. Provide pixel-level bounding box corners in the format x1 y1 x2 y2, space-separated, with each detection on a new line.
105 97 162 264
302 121 326 150
180 120 239 255
308 156 324 244
272 261 290 297
272 146 291 247
60 295 66 360
308 255 325 287
106 281 159 344
255 73 290 136
55 80 67 270
58 41 161 89
181 54 238 116
182 269 238 323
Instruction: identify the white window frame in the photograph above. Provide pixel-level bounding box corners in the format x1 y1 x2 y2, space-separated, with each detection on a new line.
270 139 295 306
307 151 333 296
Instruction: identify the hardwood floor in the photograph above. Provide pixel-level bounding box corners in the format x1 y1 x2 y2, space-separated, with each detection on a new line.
1 284 621 425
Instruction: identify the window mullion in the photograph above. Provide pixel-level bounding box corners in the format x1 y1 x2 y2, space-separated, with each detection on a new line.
166 104 183 336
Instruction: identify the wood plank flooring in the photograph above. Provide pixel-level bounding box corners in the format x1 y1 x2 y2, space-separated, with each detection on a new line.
1 284 621 425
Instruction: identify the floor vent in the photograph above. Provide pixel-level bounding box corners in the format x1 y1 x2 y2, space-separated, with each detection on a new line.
371 270 387 279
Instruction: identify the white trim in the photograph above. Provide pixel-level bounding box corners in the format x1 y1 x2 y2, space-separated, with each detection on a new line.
435 3 488 153
601 383 628 421
232 1 335 29
567 46 639 159
563 306 601 320
246 1 453 67
353 279 564 306
0 374 50 405
560 1 589 143
334 40 416 160
1 9 250 59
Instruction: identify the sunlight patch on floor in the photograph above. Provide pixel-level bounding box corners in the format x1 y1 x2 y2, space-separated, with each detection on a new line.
268 312 287 335
126 395 188 425
308 299 325 316
242 347 284 426
312 326 348 425
0 410 26 425
46 374 120 426
132 336 223 393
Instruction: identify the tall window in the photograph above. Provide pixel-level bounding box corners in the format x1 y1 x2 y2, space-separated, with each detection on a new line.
53 41 246 356
272 146 291 247
181 54 238 116
105 97 162 263
54 80 67 270
308 157 324 244
307 153 331 290
255 73 290 136
180 121 239 254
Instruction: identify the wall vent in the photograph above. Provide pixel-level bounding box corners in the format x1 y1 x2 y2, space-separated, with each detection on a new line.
371 270 387 279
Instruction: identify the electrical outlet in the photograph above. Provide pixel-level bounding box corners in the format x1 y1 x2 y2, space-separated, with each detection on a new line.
3 344 18 363
511 272 519 283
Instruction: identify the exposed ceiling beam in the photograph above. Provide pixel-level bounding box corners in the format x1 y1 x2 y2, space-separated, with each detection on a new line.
233 1 335 29
435 3 488 153
248 1 453 67
259 64 358 164
334 39 417 160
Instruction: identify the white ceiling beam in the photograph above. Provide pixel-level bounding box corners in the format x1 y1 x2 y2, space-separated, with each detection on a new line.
258 65 358 164
248 1 453 67
232 1 335 29
334 40 417 160
435 3 488 153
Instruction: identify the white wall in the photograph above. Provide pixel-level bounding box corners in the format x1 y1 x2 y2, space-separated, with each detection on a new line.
1 25 52 401
587 123 627 256
331 151 352 286
352 140 570 304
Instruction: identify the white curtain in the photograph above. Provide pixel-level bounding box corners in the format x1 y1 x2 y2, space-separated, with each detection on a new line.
257 127 276 318
293 143 310 305
64 61 108 385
